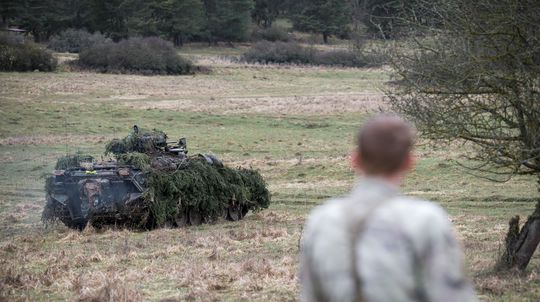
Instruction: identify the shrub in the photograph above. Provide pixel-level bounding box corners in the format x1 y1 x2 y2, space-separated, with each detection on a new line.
360 47 390 67
251 26 290 42
78 37 194 75
243 41 314 64
48 29 110 53
243 41 387 67
0 33 57 72
312 49 368 67
0 33 24 45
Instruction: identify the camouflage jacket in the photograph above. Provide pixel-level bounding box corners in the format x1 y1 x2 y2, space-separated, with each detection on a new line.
299 178 478 302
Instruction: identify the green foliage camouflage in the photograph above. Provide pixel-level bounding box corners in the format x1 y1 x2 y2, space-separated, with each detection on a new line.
105 128 167 154
146 159 270 227
44 175 55 198
54 153 94 170
115 152 151 170
47 127 270 229
45 153 93 198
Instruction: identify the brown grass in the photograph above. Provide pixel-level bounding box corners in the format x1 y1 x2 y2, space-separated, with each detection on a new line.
0 64 386 107
0 135 113 146
1 151 539 301
1 51 540 301
0 222 301 301
128 93 383 115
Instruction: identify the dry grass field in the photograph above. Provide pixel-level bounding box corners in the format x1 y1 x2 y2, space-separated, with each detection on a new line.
0 50 539 301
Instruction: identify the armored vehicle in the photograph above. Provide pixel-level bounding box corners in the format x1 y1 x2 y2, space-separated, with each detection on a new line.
43 126 270 230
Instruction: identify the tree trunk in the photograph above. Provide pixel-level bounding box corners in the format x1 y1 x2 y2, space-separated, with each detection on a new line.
207 36 217 46
323 33 329 44
33 30 42 43
350 0 367 51
498 201 540 271
173 34 183 47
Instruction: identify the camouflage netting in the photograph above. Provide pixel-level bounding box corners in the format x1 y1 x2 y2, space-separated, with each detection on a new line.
145 159 270 227
105 128 167 154
115 152 151 170
54 153 94 169
45 128 270 230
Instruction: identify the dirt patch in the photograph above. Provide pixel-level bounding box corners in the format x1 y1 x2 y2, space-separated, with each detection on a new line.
271 179 351 190
128 93 384 115
227 155 348 169
0 73 238 100
0 135 113 146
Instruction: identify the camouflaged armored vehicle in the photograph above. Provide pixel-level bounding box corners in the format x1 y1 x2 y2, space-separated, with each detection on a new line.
43 126 270 230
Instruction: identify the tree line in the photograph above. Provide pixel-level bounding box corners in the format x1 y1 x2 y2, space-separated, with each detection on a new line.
0 0 407 45
0 0 253 45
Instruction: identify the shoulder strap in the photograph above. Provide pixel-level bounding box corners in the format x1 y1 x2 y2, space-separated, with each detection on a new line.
344 197 394 302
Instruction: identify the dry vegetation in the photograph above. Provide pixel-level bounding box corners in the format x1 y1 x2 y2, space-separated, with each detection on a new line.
128 93 383 115
0 49 539 301
0 215 300 301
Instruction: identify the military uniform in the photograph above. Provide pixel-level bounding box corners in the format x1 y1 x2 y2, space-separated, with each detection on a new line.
300 178 478 302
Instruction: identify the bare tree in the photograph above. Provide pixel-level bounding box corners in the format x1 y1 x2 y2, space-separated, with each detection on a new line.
387 0 540 271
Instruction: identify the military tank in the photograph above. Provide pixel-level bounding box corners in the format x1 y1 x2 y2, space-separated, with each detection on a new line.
42 126 270 230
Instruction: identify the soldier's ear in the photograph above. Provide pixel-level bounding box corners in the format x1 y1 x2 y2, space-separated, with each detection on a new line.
401 152 416 173
350 149 363 174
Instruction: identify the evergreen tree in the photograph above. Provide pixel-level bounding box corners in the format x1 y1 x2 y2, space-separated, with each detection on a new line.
151 0 206 46
0 0 23 28
356 0 437 39
1 0 93 41
16 0 78 42
3 0 255 44
203 0 254 43
252 0 286 28
119 0 158 37
290 0 351 43
86 0 130 41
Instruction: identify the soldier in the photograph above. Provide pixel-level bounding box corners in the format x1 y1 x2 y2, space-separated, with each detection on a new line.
299 115 477 302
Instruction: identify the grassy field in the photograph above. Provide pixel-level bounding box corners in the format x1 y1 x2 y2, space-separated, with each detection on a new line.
0 49 539 301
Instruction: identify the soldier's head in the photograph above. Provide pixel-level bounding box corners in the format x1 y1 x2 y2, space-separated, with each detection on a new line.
352 114 416 179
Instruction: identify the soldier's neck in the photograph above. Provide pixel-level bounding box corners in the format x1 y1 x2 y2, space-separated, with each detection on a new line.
363 173 403 189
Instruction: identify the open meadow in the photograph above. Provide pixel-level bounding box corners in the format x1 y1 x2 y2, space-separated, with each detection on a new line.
0 48 539 301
